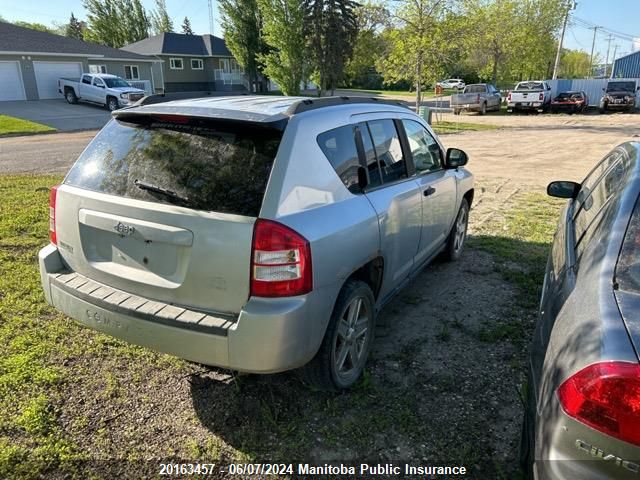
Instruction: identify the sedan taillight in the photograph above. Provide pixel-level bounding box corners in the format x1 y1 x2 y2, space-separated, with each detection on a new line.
557 361 640 446
49 185 59 245
250 219 312 297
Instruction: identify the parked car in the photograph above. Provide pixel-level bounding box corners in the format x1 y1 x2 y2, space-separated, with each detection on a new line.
451 83 502 115
550 91 588 114
599 80 638 113
59 73 146 111
521 142 640 479
39 96 474 390
437 78 466 90
506 81 552 113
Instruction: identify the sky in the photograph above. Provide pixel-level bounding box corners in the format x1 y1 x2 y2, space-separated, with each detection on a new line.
0 0 639 63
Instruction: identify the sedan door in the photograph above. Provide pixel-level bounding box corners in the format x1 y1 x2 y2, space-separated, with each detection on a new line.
357 119 422 302
400 119 457 266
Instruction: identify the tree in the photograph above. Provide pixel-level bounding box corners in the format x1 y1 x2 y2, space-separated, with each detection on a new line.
83 0 149 47
257 0 308 95
344 1 390 88
560 49 595 78
150 0 174 34
13 21 53 33
377 0 457 110
182 16 194 34
65 12 84 39
220 0 265 92
305 0 358 95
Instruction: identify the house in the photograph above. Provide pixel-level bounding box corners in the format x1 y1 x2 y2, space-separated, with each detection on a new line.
122 32 247 93
0 21 159 101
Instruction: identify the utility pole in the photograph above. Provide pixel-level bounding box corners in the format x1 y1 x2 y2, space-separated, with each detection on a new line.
552 1 576 80
610 44 619 77
604 34 614 77
588 26 600 78
208 0 214 36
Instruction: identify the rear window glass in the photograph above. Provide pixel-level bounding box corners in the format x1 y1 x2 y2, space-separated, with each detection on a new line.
465 85 486 93
516 82 544 91
616 196 640 293
64 118 283 217
317 125 361 194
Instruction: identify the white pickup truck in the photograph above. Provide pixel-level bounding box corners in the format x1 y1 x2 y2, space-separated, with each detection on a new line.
506 80 552 113
58 73 146 111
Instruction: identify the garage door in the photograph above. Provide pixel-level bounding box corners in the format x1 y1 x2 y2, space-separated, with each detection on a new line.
33 61 83 99
0 62 25 101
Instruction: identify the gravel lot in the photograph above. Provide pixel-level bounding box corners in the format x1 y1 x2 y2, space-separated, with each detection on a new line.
3 110 639 478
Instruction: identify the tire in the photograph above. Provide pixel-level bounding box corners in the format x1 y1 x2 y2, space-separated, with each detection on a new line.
479 102 487 115
305 280 376 391
65 89 78 104
599 105 607 114
107 96 119 111
443 198 469 261
453 109 460 115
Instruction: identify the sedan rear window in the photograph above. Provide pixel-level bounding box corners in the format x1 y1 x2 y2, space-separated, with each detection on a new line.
64 118 283 217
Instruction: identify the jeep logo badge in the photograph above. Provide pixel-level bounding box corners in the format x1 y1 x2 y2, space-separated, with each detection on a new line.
114 222 135 237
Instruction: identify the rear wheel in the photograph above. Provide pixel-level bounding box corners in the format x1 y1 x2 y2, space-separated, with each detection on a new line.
65 89 78 104
479 102 487 115
305 280 375 391
106 96 119 111
443 199 469 261
453 109 460 115
519 369 535 478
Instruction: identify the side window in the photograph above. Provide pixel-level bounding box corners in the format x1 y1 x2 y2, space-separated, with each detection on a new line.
357 122 383 188
401 119 443 174
81 75 92 85
317 125 362 194
366 119 407 183
574 150 623 217
93 78 104 87
574 159 627 250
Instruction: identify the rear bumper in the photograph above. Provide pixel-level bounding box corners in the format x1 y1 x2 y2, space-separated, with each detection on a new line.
39 244 331 373
452 103 482 111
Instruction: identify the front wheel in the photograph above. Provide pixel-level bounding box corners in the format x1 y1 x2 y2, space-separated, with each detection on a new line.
106 96 119 111
443 199 469 261
305 280 375 391
65 89 78 104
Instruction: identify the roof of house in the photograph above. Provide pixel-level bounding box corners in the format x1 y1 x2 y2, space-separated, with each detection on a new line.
122 32 232 57
0 21 154 60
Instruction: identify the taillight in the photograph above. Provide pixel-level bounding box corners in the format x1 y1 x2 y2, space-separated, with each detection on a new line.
476 94 480 103
250 219 312 297
557 361 640 446
539 92 544 101
49 185 59 245
507 92 511 102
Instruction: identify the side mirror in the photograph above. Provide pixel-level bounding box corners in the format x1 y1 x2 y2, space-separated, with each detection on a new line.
547 180 580 199
445 148 468 168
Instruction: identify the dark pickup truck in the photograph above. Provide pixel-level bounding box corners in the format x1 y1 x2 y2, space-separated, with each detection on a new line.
599 80 639 113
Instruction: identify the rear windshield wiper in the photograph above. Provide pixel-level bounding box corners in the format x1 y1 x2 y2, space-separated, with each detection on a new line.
134 179 195 208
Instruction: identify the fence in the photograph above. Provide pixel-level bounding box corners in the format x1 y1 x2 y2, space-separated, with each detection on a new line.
545 78 640 107
128 80 153 95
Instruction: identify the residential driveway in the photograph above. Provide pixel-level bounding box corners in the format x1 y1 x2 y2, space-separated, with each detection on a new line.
0 99 111 131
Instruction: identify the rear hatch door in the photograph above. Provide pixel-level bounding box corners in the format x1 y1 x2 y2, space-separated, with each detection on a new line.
56 115 284 314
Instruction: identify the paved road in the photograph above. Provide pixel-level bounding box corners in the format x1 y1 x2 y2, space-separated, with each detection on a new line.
0 130 97 174
1 99 111 131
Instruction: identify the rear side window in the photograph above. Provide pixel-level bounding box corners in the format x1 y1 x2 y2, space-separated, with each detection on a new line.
574 158 627 250
64 118 283 217
616 197 640 293
317 125 361 194
366 119 407 183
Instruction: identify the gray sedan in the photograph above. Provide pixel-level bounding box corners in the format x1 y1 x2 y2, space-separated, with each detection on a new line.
521 142 640 479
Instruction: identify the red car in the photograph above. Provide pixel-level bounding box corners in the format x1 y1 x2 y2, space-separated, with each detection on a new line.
550 91 589 114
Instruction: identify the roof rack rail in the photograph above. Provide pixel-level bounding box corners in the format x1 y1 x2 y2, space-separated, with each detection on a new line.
285 96 410 115
132 90 249 107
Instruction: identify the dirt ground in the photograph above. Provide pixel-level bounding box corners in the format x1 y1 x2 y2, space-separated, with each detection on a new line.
6 110 640 479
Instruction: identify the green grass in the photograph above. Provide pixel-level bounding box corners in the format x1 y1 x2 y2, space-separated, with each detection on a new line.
338 87 442 98
469 193 564 343
432 120 500 134
0 115 55 136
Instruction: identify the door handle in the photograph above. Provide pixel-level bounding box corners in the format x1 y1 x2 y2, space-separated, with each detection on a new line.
424 186 436 197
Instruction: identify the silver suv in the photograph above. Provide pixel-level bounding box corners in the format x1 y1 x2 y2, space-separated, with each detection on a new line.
39 96 474 390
